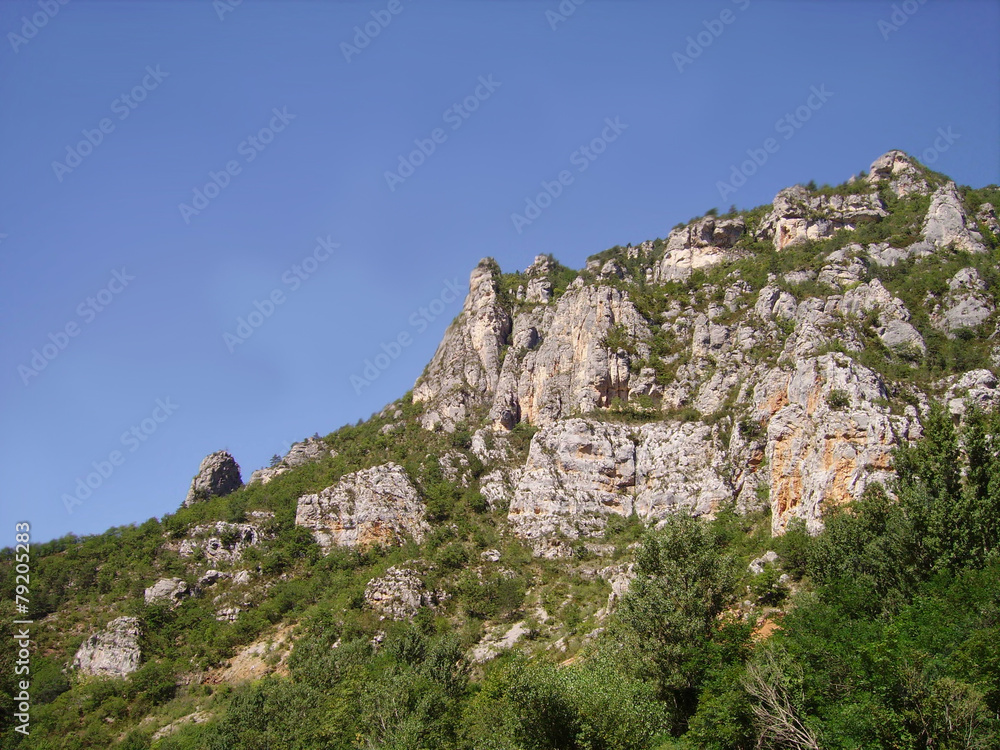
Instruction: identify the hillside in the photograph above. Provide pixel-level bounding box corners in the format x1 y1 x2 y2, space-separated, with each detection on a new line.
2 150 999 749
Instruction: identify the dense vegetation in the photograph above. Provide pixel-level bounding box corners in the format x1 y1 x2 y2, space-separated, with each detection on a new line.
2 405 997 749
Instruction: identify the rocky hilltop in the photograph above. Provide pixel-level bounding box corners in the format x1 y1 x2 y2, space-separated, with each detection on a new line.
409 151 998 544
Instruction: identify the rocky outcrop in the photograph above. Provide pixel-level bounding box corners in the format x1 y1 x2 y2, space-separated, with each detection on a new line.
941 369 1000 418
470 621 531 663
913 182 986 255
249 437 333 485
198 569 226 587
748 551 779 575
508 418 730 547
598 562 635 612
295 463 429 552
248 465 288 485
508 419 636 542
413 260 512 431
72 617 142 678
760 185 887 251
866 150 931 197
144 577 191 606
653 216 745 282
364 566 445 620
518 255 555 303
172 520 267 564
931 267 994 335
977 203 1000 238
489 284 651 429
184 451 243 506
152 712 211 742
750 355 914 534
634 421 731 520
840 278 926 353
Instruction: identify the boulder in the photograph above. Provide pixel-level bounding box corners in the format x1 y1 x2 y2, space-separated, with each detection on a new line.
144 577 191 606
749 551 779 575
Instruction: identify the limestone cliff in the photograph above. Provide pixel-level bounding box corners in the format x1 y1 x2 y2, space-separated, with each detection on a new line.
410 150 999 550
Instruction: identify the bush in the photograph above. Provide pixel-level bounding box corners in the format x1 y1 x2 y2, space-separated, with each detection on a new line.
826 389 851 410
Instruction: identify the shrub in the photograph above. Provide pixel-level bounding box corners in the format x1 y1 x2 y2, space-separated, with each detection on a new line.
826 389 851 410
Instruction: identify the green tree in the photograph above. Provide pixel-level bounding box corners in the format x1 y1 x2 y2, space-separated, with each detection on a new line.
894 403 966 574
609 514 740 730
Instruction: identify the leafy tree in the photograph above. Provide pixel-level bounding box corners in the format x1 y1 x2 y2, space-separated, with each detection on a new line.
609 514 740 729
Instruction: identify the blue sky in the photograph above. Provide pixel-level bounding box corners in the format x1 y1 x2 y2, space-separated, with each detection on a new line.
1 0 998 543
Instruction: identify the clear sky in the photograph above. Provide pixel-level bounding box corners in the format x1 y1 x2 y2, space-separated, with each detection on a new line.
1 0 998 543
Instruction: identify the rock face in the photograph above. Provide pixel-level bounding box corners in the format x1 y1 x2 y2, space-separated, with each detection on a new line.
634 421 731 520
760 185 887 251
295 463 429 552
915 182 986 255
184 451 243 506
364 567 444 620
508 419 636 541
751 355 913 534
931 267 994 335
413 260 512 432
866 149 931 197
653 215 745 281
507 418 730 544
144 577 191 606
72 617 142 678
488 284 652 429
